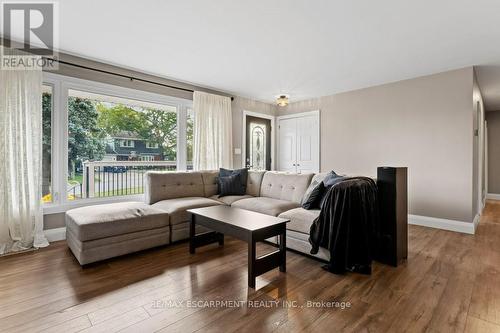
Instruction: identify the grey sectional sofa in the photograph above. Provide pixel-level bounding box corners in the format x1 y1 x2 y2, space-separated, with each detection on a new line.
144 170 330 260
66 170 330 265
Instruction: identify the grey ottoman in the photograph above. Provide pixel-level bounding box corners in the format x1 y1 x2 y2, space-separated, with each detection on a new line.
66 202 170 265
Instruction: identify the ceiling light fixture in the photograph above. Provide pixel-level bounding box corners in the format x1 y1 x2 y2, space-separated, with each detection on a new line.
276 94 289 107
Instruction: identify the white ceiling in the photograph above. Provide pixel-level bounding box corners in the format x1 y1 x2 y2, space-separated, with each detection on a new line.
7 0 500 103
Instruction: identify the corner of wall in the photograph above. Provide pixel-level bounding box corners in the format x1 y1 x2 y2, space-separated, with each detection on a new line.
472 67 486 220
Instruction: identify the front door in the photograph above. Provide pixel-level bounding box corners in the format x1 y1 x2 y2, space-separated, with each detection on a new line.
245 115 272 170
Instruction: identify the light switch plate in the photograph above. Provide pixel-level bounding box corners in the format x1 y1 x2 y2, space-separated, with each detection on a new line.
234 148 241 155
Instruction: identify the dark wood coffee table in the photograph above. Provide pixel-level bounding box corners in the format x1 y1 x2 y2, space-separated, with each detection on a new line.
187 205 289 288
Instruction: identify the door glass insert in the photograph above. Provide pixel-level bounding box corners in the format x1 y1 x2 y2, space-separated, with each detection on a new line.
250 122 266 171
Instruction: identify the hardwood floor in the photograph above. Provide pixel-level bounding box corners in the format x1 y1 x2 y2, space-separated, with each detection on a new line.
2 201 500 332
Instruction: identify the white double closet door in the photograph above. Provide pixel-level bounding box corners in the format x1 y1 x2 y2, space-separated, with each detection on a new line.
278 111 320 173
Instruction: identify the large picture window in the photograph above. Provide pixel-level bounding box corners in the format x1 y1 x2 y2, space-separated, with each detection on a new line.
43 74 192 211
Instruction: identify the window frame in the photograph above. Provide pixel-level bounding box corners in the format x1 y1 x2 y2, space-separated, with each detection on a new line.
41 82 56 204
120 139 135 148
43 72 193 214
145 141 159 149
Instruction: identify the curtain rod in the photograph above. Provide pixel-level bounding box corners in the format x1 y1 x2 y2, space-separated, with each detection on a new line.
44 58 234 101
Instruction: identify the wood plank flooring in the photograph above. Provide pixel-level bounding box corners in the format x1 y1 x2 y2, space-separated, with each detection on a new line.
2 201 500 332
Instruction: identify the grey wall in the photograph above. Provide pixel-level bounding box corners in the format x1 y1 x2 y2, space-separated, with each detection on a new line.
487 110 500 194
277 68 475 222
44 213 65 230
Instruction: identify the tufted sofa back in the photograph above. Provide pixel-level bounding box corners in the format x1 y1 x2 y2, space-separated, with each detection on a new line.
246 171 266 196
260 172 314 203
200 170 267 197
200 170 219 197
144 171 205 204
145 170 270 204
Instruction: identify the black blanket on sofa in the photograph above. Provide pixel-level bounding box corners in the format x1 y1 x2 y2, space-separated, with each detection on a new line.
309 177 378 274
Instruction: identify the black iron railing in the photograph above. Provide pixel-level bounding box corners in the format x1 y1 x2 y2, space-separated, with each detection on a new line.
81 161 177 199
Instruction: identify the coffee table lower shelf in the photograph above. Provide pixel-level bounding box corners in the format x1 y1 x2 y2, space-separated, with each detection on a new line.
188 208 288 289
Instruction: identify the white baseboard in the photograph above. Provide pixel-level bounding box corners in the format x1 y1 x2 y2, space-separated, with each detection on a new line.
408 215 475 234
486 193 500 201
44 227 66 242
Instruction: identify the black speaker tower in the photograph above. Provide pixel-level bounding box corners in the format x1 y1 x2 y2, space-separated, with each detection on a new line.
376 167 408 266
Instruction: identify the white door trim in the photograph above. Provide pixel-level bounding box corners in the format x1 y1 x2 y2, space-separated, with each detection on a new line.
485 121 489 197
476 100 486 215
277 110 320 120
242 111 275 170
277 110 320 172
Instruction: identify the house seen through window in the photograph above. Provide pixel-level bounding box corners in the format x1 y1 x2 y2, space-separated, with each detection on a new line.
65 89 178 201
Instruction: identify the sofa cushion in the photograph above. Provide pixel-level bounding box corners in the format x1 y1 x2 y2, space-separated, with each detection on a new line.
152 197 222 225
210 194 253 205
246 171 266 196
66 202 169 242
260 172 314 203
232 197 300 216
144 171 205 204
200 170 219 197
278 207 320 234
287 230 330 261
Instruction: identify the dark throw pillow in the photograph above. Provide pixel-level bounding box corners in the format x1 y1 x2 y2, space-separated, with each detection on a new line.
218 174 245 197
218 168 248 194
323 170 344 187
301 180 325 210
318 170 346 208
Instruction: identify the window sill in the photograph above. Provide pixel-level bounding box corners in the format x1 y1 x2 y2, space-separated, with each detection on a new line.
43 194 144 215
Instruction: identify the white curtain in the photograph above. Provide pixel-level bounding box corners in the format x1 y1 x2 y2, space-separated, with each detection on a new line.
0 49 49 255
193 91 233 170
